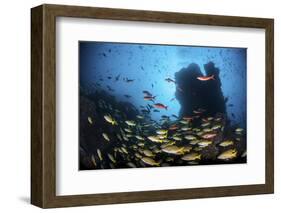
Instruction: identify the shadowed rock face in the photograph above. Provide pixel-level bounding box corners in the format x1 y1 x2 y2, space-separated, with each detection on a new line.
175 62 226 118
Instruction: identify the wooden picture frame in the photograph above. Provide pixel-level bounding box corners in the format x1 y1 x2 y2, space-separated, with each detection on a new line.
31 4 274 208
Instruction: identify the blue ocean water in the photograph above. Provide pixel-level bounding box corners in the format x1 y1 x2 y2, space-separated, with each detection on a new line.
79 42 246 128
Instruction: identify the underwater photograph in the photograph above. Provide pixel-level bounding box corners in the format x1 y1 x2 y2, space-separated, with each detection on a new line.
79 41 247 170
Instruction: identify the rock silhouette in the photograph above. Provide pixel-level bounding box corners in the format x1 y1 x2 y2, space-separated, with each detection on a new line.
175 62 226 118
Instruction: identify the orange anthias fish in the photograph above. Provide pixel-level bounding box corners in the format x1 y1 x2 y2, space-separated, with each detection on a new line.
154 103 168 110
197 75 215 81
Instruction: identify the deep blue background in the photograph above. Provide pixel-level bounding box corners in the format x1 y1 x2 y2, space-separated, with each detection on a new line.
79 42 246 127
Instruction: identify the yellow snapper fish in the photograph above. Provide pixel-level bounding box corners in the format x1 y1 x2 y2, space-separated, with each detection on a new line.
203 128 212 133
215 117 222 121
91 155 97 167
121 147 128 154
126 134 134 138
193 147 203 152
189 140 200 145
102 133 110 142
141 157 160 166
124 128 132 133
156 129 168 135
181 126 191 131
180 120 189 125
135 135 145 140
127 162 137 168
104 114 117 125
212 124 222 130
184 135 197 140
135 152 142 159
125 120 136 126
161 145 185 155
137 142 145 147
181 152 201 161
143 149 155 157
217 149 237 160
172 136 182 141
219 140 234 147
201 122 210 127
97 149 103 161
198 140 212 147
107 153 116 163
147 136 163 143
235 128 244 134
88 116 93 124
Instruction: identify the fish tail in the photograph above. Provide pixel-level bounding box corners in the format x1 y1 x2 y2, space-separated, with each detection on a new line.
211 75 215 80
165 106 168 110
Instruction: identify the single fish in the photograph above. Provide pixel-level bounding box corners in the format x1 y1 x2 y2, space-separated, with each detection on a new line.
201 122 210 127
87 116 93 124
97 149 103 161
102 133 110 142
143 149 155 157
144 95 156 101
107 153 116 163
165 78 176 83
219 140 234 147
147 136 163 143
141 157 160 166
202 133 217 139
125 78 134 83
183 116 193 121
181 153 201 161
161 145 185 155
198 140 212 147
125 120 136 126
184 135 197 140
91 155 97 167
104 115 117 125
218 149 237 160
197 75 215 81
143 90 152 96
172 136 182 141
154 103 168 110
135 135 145 140
124 128 132 133
127 162 137 168
212 124 222 130
156 129 168 135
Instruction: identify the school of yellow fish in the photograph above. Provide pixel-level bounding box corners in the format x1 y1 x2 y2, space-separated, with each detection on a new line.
87 99 246 169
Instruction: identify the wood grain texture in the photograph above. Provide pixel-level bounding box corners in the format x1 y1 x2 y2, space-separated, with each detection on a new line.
31 5 43 207
31 4 274 208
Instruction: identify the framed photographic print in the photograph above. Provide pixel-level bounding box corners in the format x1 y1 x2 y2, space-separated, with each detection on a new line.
31 4 274 208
